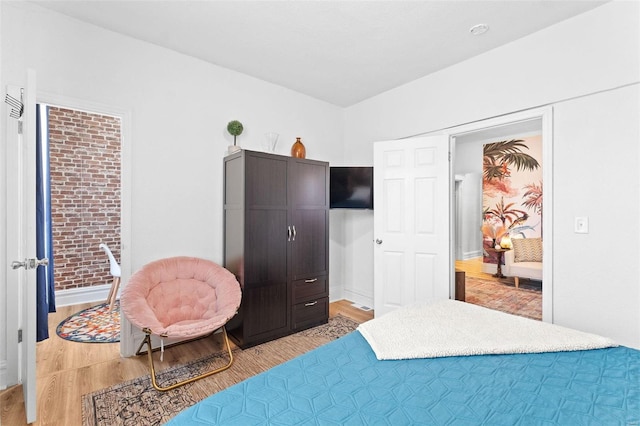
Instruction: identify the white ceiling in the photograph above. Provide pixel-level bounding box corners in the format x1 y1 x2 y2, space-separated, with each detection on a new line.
32 1 607 107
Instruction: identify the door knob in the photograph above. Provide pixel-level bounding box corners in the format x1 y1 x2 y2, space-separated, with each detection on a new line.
375 239 383 245
11 260 26 270
34 258 49 267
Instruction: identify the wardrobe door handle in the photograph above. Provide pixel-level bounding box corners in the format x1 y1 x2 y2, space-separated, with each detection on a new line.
292 225 297 241
305 301 318 307
287 226 292 241
304 278 318 283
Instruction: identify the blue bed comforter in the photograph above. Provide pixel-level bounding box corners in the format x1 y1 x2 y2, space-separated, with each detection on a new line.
166 331 640 425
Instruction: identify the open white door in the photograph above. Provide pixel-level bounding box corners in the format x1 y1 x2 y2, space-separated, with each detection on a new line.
6 70 39 423
373 135 450 317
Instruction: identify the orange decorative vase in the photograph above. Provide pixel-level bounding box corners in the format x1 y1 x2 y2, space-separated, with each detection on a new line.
291 137 306 158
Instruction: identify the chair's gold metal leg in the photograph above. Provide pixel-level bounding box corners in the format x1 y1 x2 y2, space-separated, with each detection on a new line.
139 327 235 392
135 332 149 355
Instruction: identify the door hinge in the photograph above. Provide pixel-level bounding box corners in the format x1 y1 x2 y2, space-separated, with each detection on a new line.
18 329 23 343
18 120 23 134
448 152 452 161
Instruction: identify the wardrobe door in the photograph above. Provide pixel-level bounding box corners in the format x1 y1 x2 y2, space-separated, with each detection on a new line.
288 158 329 331
289 208 328 279
243 153 290 343
242 208 289 340
288 159 329 281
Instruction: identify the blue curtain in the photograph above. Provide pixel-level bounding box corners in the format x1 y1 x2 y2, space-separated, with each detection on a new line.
36 104 56 342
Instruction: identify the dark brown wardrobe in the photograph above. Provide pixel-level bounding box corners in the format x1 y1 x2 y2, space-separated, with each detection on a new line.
224 150 329 348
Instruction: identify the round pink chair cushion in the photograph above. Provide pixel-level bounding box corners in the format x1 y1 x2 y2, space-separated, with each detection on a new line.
121 257 241 339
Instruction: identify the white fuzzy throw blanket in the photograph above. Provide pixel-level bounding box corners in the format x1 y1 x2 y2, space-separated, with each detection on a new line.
357 300 616 360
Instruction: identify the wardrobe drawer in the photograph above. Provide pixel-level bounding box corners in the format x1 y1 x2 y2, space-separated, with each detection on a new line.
292 276 328 304
291 297 328 331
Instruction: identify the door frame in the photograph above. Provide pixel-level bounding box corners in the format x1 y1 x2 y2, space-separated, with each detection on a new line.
4 78 39 421
446 106 553 322
36 91 134 356
4 84 24 390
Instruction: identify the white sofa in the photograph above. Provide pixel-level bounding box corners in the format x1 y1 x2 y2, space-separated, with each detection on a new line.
503 237 542 288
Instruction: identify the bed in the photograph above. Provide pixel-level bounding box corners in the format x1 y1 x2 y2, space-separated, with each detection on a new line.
166 300 640 425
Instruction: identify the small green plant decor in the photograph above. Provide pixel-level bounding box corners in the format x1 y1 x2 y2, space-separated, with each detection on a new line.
227 120 244 147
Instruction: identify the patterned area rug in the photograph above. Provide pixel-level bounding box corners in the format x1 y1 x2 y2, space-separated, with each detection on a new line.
465 276 542 320
82 315 359 426
56 301 120 343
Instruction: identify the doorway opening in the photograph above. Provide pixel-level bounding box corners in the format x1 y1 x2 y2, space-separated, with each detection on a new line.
42 104 122 298
35 103 124 391
450 109 552 322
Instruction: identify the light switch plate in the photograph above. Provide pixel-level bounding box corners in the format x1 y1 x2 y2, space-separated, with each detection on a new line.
575 217 589 234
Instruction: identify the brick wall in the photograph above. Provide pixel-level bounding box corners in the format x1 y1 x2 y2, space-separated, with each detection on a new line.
48 106 121 291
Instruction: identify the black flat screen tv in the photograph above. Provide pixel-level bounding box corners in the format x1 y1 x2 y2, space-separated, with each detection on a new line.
330 167 374 209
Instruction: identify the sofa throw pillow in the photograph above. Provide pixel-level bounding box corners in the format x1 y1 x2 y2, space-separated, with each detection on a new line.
512 238 542 263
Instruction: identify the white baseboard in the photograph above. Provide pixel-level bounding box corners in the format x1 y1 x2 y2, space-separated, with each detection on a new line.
343 289 373 309
462 251 483 260
55 284 115 307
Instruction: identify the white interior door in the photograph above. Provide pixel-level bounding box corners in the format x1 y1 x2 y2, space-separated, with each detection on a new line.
6 70 38 423
373 135 451 317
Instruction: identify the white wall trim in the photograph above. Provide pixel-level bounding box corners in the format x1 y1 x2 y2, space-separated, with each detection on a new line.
54 284 113 307
0 360 6 390
540 107 554 323
447 106 554 322
4 85 22 390
0 0 5 395
36 91 133 356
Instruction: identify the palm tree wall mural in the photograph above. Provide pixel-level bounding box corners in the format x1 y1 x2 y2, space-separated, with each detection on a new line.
482 136 542 264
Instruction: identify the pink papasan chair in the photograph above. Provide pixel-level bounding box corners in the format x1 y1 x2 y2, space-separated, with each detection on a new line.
120 256 241 391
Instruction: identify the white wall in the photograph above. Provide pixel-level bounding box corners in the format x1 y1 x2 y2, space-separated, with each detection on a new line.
1 2 344 259
553 85 639 345
455 141 484 260
343 1 640 347
0 2 345 384
456 173 482 260
344 1 638 155
329 209 346 302
341 209 375 307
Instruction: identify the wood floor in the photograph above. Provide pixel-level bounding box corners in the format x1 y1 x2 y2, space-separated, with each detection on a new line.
456 256 490 279
456 257 542 291
0 299 373 426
